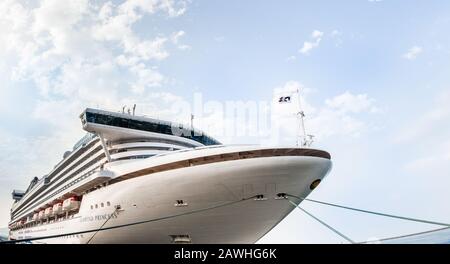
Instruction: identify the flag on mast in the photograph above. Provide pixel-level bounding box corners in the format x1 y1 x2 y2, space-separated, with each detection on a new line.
278 95 292 103
277 89 299 104
273 87 313 147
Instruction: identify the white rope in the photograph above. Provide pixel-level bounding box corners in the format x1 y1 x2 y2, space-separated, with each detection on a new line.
86 208 119 244
358 227 450 244
287 198 355 244
286 194 450 227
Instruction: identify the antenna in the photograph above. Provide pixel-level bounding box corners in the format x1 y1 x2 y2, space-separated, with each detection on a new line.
190 114 194 129
122 105 126 114
132 104 136 116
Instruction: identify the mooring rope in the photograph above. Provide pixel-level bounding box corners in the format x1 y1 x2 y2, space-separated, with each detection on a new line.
86 207 120 244
358 227 450 244
286 193 450 227
1 195 257 244
286 198 355 244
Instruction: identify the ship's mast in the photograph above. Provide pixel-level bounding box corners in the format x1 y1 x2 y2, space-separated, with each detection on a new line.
295 88 313 147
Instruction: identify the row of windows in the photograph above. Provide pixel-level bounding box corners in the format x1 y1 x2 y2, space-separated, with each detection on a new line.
114 155 154 161
115 138 196 148
112 146 179 154
85 111 221 146
90 201 111 209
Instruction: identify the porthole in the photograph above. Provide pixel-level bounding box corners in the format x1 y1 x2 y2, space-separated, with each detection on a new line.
107 201 111 206
95 204 98 209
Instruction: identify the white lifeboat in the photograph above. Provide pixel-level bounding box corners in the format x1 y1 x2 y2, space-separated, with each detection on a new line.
44 207 53 218
62 196 80 212
52 202 63 215
38 210 45 220
32 213 39 221
17 219 25 228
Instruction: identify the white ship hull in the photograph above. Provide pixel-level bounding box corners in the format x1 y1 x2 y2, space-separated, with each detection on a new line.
10 154 331 244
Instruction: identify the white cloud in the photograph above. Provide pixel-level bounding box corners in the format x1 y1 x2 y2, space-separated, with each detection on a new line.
331 30 341 37
299 42 315 55
33 0 90 32
171 30 185 44
92 1 184 62
403 46 423 60
310 94 379 139
177 44 191 50
299 30 323 55
130 63 165 93
297 29 344 55
331 30 343 47
325 91 379 114
311 30 324 39
159 0 188 17
125 37 170 61
271 82 380 144
286 55 296 62
1 0 190 100
170 30 191 50
117 0 187 19
0 0 192 226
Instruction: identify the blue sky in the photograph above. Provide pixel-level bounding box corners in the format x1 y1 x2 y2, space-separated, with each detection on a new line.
1 0 450 243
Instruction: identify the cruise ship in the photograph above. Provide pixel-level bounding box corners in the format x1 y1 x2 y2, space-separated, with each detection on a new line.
8 108 332 243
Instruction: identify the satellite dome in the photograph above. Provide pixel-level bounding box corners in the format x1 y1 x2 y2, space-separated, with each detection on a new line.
63 151 71 159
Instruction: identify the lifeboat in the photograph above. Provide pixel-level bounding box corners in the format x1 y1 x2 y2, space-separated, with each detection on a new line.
44 207 53 218
16 219 25 228
32 213 39 221
62 196 80 212
52 202 63 215
38 210 45 220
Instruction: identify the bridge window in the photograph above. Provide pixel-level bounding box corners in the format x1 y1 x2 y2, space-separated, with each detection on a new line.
85 111 221 146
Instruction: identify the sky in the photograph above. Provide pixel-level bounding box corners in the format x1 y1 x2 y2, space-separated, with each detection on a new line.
1 0 450 243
